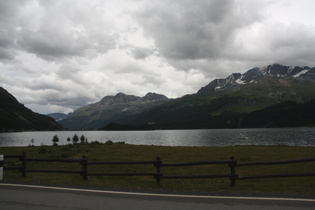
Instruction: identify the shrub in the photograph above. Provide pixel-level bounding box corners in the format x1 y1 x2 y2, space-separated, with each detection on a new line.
80 135 87 144
105 140 113 145
39 146 48 154
52 135 59 146
72 134 79 144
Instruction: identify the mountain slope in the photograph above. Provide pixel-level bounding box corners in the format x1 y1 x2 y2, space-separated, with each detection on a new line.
121 79 315 129
238 99 315 128
60 92 169 129
0 87 63 132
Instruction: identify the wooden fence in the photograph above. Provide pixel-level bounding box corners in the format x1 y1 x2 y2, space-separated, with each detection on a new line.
236 158 315 180
2 153 315 186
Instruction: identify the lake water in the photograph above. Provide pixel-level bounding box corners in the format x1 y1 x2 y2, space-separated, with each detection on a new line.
0 128 315 147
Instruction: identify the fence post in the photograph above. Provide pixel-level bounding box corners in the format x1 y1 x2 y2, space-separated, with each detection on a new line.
20 152 26 177
154 157 162 185
81 156 88 180
0 155 3 180
229 156 237 186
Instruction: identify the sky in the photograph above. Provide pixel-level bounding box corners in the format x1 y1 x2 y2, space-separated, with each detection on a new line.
1 0 315 114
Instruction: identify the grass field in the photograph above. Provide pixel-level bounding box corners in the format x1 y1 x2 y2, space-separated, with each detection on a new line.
1 143 315 197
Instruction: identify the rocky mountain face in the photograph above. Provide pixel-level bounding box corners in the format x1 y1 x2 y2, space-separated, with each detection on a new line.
59 92 169 129
198 64 315 93
0 87 63 132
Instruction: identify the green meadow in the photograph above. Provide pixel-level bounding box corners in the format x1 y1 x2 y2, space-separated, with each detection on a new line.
1 143 315 197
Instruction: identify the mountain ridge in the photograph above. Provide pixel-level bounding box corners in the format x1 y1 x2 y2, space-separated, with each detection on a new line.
0 87 63 132
99 92 168 106
197 63 315 93
60 92 169 129
60 63 315 130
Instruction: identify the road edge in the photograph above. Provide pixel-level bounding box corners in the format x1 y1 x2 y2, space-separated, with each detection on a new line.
1 182 315 203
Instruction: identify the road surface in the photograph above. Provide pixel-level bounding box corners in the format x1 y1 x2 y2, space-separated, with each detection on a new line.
0 183 315 210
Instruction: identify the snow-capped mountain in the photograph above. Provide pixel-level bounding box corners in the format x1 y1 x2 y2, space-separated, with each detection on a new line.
198 64 315 93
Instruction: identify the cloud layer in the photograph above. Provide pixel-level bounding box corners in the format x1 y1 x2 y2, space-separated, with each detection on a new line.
1 0 315 114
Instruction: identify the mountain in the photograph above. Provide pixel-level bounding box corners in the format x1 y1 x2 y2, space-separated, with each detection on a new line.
60 64 315 130
111 64 315 129
198 63 314 93
47 113 68 122
0 87 63 132
59 92 169 129
237 99 315 128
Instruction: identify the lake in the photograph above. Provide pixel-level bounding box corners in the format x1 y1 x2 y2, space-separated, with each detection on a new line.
0 128 315 147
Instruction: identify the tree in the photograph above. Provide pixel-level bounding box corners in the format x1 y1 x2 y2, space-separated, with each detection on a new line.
67 137 71 144
72 134 79 144
30 138 35 146
52 135 59 146
80 135 86 144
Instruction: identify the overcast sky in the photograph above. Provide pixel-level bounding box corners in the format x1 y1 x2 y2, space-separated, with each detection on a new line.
1 0 315 114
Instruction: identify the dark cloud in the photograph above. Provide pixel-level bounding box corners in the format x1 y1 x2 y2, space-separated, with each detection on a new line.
0 25 16 60
0 1 29 60
0 0 117 61
0 47 14 60
135 0 262 62
17 25 116 60
266 24 315 65
0 1 26 21
130 47 155 59
19 31 84 59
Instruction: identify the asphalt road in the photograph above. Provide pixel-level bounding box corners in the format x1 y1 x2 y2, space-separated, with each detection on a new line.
0 183 315 210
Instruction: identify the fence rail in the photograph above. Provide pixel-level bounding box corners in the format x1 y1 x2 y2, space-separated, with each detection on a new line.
2 153 315 186
87 160 158 165
237 172 315 180
25 158 83 163
235 158 315 180
236 158 315 166
26 170 83 174
160 160 234 167
161 174 234 179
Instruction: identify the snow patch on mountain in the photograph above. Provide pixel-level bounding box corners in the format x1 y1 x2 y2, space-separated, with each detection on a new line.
197 64 315 94
293 69 309 78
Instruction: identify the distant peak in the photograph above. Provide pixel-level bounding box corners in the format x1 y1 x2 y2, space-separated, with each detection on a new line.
115 92 126 96
145 92 157 96
144 92 163 97
143 92 168 100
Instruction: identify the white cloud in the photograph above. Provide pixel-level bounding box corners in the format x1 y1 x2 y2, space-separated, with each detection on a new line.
0 0 315 114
